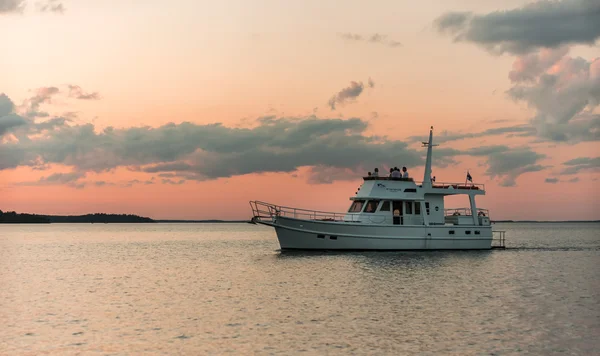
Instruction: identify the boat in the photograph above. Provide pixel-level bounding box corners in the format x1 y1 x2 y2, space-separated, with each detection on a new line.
249 126 506 250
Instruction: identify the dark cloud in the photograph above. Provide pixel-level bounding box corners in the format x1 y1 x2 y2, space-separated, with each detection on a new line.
561 156 600 174
328 80 374 110
482 147 548 187
0 86 96 138
1 91 550 187
141 162 194 173
0 0 24 13
506 48 600 142
338 33 402 48
434 2 600 144
407 125 537 144
545 177 559 183
434 0 600 55
16 171 87 188
0 94 28 137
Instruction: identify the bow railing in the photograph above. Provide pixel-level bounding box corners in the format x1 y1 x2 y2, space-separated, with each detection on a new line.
249 201 361 222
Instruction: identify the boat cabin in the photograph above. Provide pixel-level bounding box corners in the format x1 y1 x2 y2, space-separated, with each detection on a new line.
344 176 489 226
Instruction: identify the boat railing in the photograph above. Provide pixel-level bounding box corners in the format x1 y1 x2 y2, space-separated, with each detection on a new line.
430 181 485 190
445 207 490 217
492 230 506 249
363 177 485 190
250 201 360 222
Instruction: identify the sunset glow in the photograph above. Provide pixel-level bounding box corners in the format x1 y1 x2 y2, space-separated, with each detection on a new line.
1 0 599 220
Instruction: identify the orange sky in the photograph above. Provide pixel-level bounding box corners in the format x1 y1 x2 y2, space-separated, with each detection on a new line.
1 0 599 220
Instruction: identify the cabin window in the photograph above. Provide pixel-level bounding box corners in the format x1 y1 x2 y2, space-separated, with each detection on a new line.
379 201 391 212
405 201 413 214
364 200 380 213
415 202 421 215
425 202 430 215
348 200 365 212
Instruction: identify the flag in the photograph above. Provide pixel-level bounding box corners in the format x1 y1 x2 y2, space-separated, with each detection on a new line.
466 171 472 182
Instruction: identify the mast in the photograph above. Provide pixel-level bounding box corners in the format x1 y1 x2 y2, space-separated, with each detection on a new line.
422 126 437 188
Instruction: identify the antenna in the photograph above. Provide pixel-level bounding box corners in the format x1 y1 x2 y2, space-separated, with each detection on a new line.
421 126 439 147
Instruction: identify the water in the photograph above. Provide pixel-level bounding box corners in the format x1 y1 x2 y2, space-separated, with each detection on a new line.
1 222 598 355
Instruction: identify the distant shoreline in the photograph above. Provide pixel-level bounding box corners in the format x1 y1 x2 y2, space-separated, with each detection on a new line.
0 210 597 224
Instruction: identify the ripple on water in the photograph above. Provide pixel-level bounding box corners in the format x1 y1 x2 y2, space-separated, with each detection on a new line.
0 222 598 354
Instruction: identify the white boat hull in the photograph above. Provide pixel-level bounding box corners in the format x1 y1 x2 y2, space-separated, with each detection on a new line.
263 216 493 250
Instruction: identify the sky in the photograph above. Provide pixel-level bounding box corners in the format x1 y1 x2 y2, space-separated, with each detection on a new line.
1 0 599 220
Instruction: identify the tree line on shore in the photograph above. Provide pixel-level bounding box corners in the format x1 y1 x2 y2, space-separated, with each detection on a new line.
0 210 155 223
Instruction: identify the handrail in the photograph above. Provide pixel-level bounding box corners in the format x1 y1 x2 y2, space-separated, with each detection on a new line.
430 181 485 190
445 207 490 217
249 200 411 223
363 176 414 182
362 177 485 190
250 201 358 222
492 230 506 248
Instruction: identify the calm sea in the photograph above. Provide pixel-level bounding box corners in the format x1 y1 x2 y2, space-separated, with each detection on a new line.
1 222 598 355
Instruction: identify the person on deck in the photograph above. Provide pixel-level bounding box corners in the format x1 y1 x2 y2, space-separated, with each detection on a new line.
402 166 409 178
372 168 379 177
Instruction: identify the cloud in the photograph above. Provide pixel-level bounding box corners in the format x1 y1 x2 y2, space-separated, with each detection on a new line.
21 86 60 118
545 177 559 183
140 162 194 173
161 179 186 185
328 80 374 110
0 0 25 13
306 165 364 184
478 147 548 187
36 0 64 13
338 33 402 48
407 124 537 144
506 48 600 142
0 0 65 14
434 0 600 55
561 156 600 174
19 85 100 118
0 94 28 137
1 92 550 187
67 85 100 100
16 171 87 188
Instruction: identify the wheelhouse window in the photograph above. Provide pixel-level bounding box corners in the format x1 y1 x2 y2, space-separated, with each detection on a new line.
415 202 421 215
379 201 391 212
348 200 365 212
364 200 380 213
405 201 413 214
